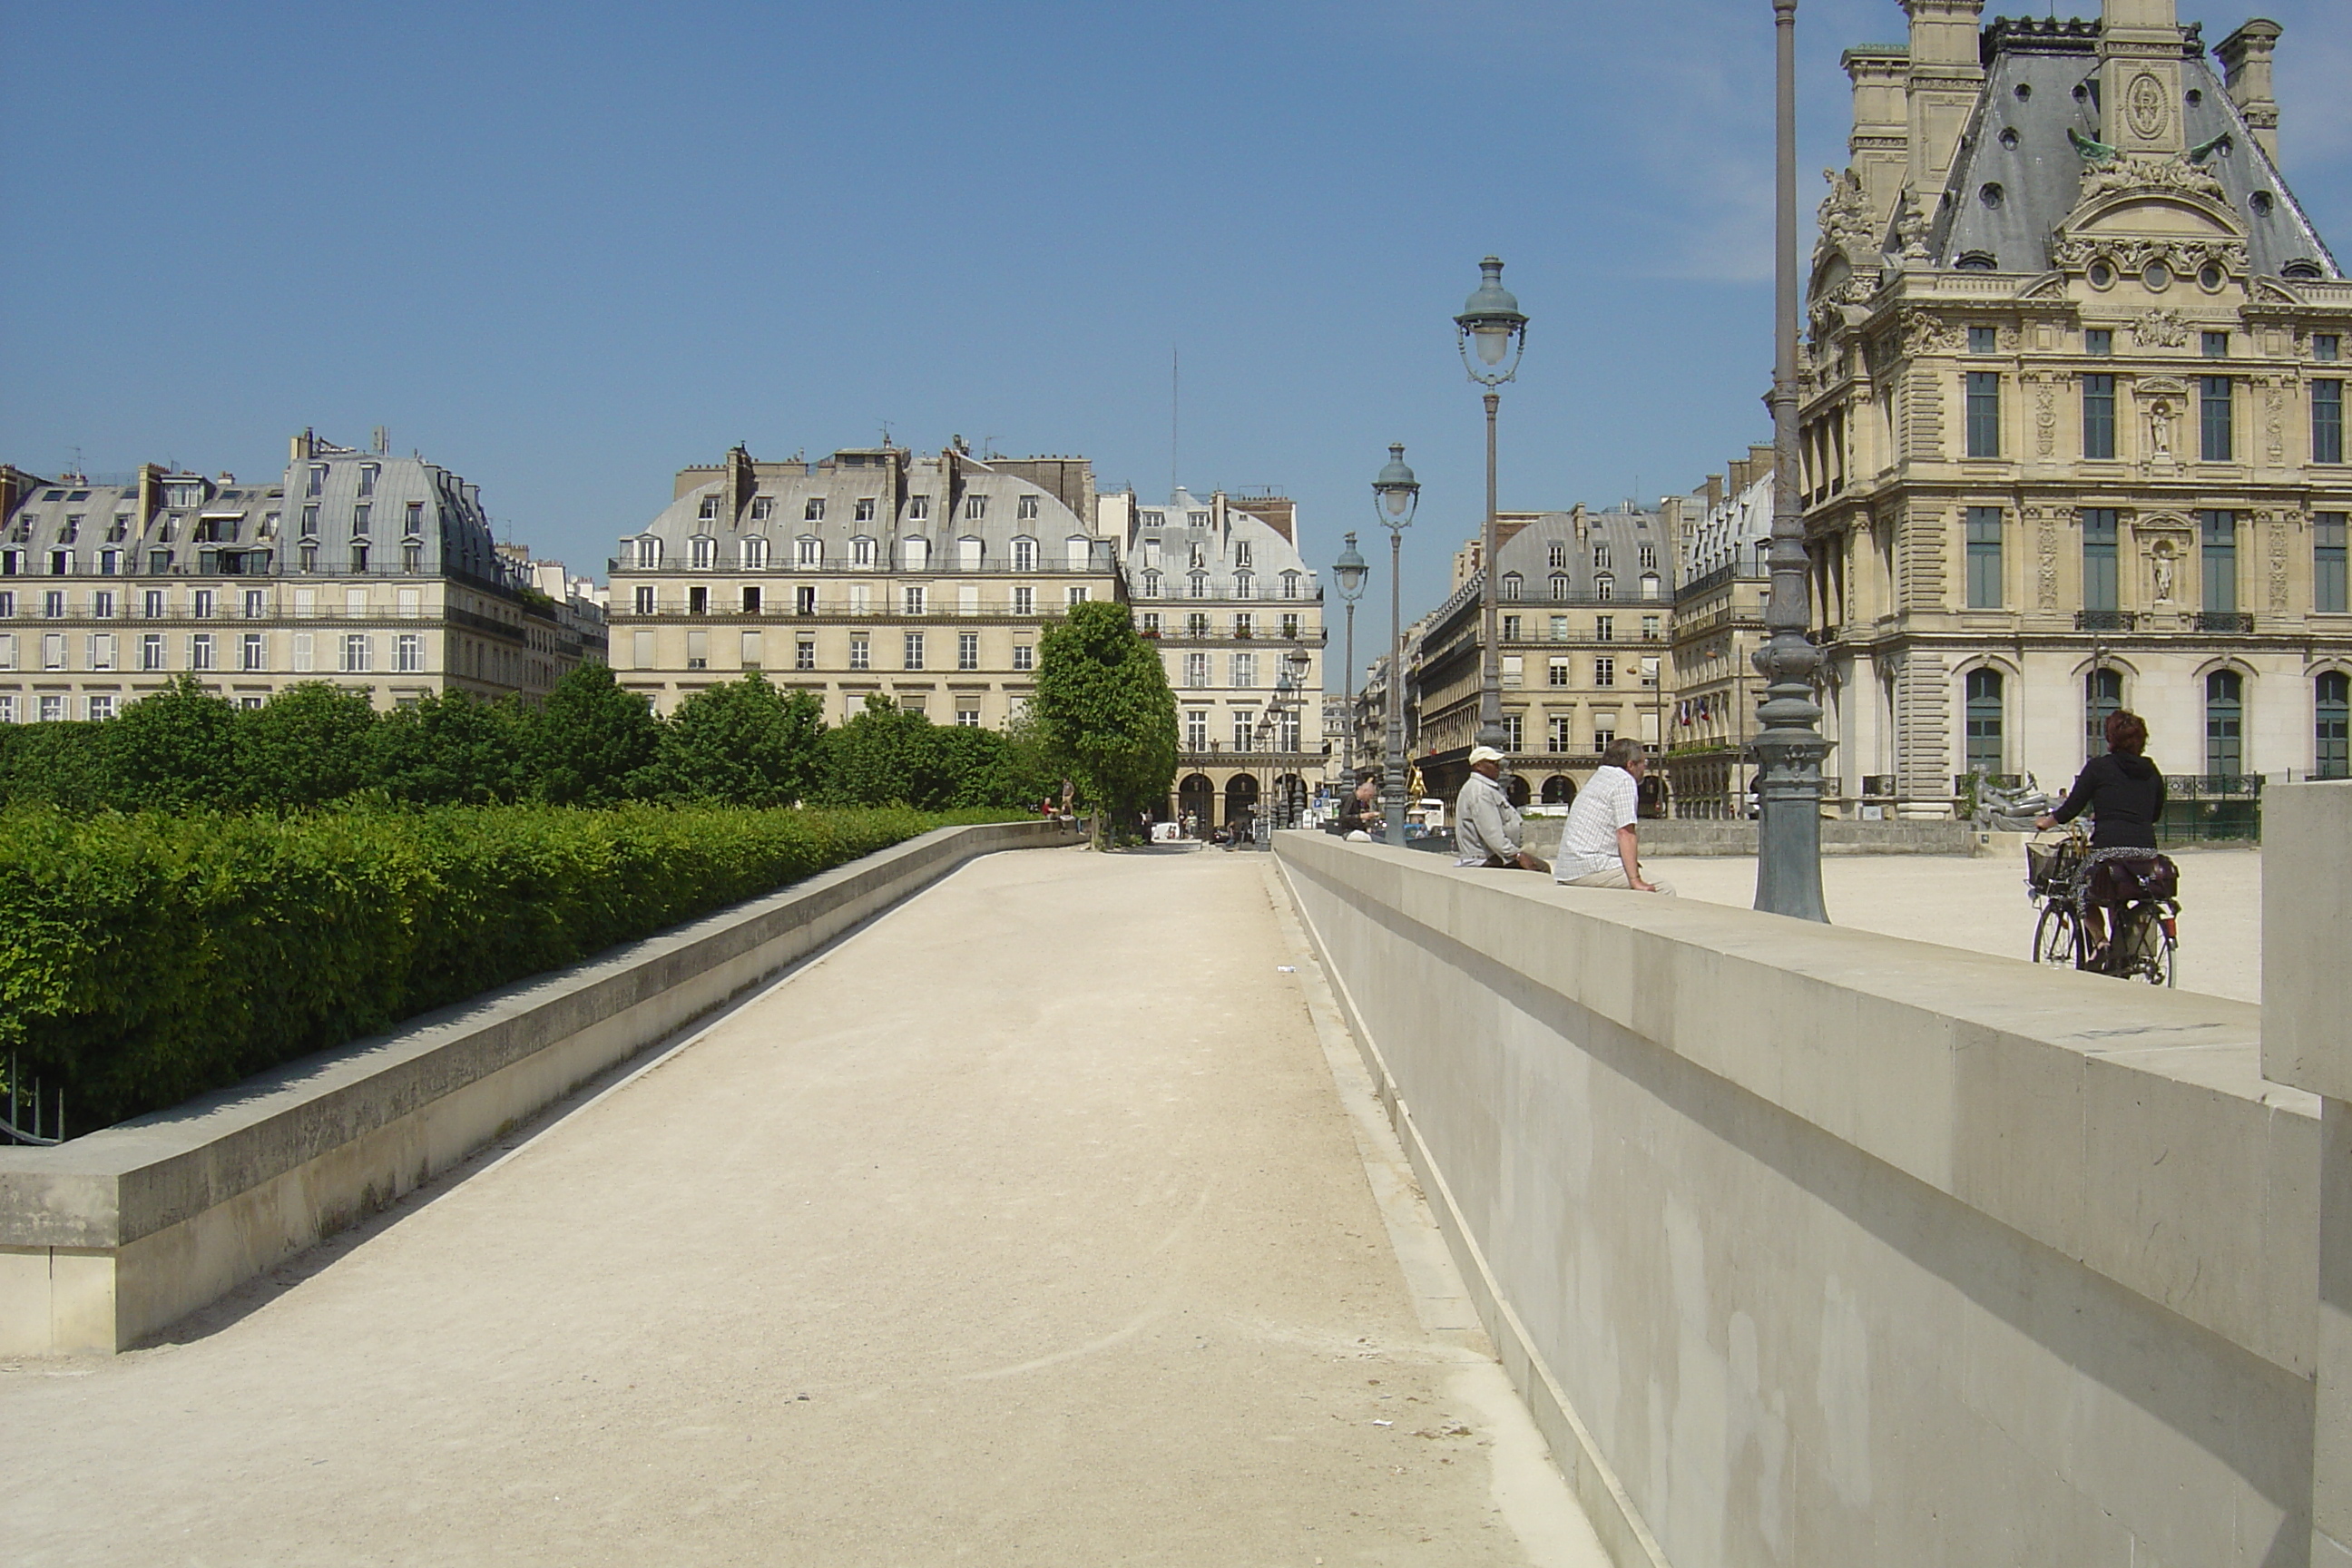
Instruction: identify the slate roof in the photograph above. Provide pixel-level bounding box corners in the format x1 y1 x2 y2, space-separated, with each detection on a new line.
1124 487 1319 603
1926 22 2337 279
1490 506 1673 605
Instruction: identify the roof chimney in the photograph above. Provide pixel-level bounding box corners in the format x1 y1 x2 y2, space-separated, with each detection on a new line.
1749 443 1778 480
2100 0 2189 158
1843 44 1911 230
2216 19 2283 162
1900 1 1985 201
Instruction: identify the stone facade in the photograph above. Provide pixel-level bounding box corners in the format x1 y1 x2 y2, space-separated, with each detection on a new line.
608 444 1121 727
1666 452 1778 818
1800 2 2352 818
0 431 598 720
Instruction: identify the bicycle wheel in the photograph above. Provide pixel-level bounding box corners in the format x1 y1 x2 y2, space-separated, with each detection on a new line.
2033 902 2079 968
2116 906 2175 986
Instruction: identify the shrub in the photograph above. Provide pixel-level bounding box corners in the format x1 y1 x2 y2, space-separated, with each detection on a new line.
0 802 999 1131
648 676 826 807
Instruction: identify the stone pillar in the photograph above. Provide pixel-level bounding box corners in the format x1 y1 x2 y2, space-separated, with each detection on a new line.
1900 0 1985 202
2101 0 2188 160
1844 44 1911 230
2216 18 2284 163
2259 779 2352 1563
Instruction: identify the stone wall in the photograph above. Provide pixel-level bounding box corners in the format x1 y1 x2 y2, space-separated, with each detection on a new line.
1277 828 2317 1567
0 818 1081 1356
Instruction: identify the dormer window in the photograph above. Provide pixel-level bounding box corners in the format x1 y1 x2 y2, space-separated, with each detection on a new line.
2286 260 2326 282
907 495 930 522
750 496 774 521
1235 572 1254 599
1593 543 1611 570
306 466 327 498
742 536 769 569
901 536 930 570
1013 537 1037 573
1142 511 1165 527
405 501 424 538
1142 570 1163 598
632 536 660 569
1234 541 1252 570
1501 572 1523 601
1280 571 1300 600
1548 541 1566 570
358 465 377 498
1188 572 1209 599
1956 252 1999 273
1188 511 1210 529
1595 573 1615 602
797 535 822 568
1018 495 1039 520
852 535 876 567
805 497 826 522
856 497 877 523
965 494 988 521
698 495 718 522
1550 573 1570 599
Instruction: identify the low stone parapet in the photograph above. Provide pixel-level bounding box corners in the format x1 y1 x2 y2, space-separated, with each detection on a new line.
0 818 1081 1356
1275 828 2316 1568
1519 818 1984 858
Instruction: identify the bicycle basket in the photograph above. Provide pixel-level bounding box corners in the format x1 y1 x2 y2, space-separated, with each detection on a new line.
2025 840 2079 894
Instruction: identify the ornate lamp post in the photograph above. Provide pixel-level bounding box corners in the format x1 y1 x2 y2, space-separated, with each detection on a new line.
1332 533 1368 779
1753 0 1830 920
1372 444 1421 847
1455 256 1529 759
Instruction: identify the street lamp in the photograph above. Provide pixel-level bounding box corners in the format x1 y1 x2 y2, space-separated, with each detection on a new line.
1332 532 1368 779
1372 443 1420 848
1753 0 1831 921
1455 256 1529 760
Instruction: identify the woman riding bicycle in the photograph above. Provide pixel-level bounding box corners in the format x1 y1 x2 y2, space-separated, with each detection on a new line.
2034 709 2166 965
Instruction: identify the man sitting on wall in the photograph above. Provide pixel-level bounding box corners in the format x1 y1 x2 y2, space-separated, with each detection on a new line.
1553 739 1675 894
1455 746 1549 872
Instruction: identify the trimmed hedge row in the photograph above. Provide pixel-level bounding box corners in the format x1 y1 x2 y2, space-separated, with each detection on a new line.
0 803 1008 1131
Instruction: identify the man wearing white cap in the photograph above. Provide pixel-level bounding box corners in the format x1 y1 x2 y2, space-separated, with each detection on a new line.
1553 738 1674 894
1455 746 1549 872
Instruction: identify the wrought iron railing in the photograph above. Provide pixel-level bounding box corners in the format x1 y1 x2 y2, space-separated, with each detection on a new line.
2 1056 64 1146
2194 611 2257 633
2075 610 2137 632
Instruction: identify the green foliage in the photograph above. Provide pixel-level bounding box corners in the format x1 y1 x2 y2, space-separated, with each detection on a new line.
0 720 110 811
373 690 524 805
95 675 242 813
816 694 1063 812
234 682 382 808
1032 602 1177 842
524 663 661 805
0 802 999 1130
651 675 826 807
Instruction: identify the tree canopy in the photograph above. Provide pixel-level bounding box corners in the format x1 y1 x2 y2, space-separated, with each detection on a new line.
1031 602 1176 844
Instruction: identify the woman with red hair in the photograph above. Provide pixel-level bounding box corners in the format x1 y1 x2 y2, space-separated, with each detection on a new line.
2036 709 2168 964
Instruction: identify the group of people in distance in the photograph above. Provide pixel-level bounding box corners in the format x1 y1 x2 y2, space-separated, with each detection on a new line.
1355 706 2165 924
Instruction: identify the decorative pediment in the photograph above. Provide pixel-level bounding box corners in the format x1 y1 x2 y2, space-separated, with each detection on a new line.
2047 152 2249 282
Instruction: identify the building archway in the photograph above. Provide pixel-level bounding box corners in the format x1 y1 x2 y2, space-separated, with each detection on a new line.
1177 773 1216 833
1272 773 1308 828
1505 772 1531 808
1638 771 1671 818
1224 773 1259 832
1541 774 1576 805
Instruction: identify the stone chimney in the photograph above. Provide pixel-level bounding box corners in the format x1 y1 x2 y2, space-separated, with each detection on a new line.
721 444 756 527
1749 443 1778 482
1901 0 1985 202
2100 0 2187 158
1844 44 1912 230
2216 19 2283 162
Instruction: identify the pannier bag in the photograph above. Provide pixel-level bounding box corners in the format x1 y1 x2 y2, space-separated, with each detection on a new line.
2085 854 2180 905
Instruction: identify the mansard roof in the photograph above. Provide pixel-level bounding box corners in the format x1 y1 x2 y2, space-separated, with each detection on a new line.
1492 505 1673 599
1927 22 2336 279
1122 486 1318 602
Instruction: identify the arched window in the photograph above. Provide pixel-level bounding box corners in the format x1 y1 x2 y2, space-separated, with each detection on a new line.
1501 573 1523 601
1142 570 1163 599
689 535 715 570
2084 667 2123 760
2319 671 2350 779
1594 573 1614 602
796 535 822 568
956 536 984 570
1012 536 1037 573
740 536 768 570
1280 571 1300 600
901 536 929 571
1549 573 1569 600
2205 669 2244 778
1541 774 1576 805
1965 668 2004 775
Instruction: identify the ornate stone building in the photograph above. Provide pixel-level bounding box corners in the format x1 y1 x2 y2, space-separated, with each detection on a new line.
1665 452 1777 818
610 444 1121 725
1799 1 2352 818
1108 485 1327 831
0 431 595 722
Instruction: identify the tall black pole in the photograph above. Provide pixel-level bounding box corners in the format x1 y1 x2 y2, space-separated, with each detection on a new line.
1753 0 1830 921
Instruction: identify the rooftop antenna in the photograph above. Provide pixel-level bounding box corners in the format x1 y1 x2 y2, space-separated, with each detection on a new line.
879 420 894 448
371 426 388 455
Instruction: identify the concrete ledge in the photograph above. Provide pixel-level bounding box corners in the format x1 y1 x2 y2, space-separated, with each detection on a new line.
1519 818 1984 858
1275 828 2318 1568
0 818 1081 1354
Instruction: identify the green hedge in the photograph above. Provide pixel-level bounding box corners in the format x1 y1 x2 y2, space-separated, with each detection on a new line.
0 803 1011 1131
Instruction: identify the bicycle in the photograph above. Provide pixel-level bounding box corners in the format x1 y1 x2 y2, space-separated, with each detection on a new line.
2025 822 2180 987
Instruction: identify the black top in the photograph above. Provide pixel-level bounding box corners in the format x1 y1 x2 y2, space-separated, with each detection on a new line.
2052 751 2166 848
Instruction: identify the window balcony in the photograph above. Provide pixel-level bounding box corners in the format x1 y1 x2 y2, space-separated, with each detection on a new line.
2075 610 2137 632
2193 611 2256 634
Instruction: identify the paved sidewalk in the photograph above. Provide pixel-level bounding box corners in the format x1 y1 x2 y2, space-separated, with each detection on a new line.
1 845 1599 1566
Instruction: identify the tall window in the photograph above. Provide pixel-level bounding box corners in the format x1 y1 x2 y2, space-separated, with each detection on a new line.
2201 511 2237 611
2318 514 2349 613
2318 671 2350 779
1184 652 1210 688
1549 715 1573 753
1185 710 1209 750
849 636 869 671
1965 668 2004 775
2200 376 2234 462
2317 379 2345 465
1593 656 1615 688
1549 573 1569 599
2082 374 2117 460
904 585 925 615
2206 669 2244 777
1965 507 2004 608
1230 652 1257 689
396 632 423 672
957 632 978 671
1966 372 2002 458
903 632 924 670
2082 509 2119 612
341 633 370 673
241 632 266 671
690 536 714 569
1013 586 1034 616
1500 714 1523 751
2085 667 2122 759
743 537 769 570
633 585 655 614
1500 573 1522 601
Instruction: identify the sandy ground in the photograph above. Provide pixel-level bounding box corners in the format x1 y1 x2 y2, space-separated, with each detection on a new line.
0 847 1605 1568
1642 845 2263 1004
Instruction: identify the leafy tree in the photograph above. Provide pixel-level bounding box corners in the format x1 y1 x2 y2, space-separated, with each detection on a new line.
236 682 381 808
1032 602 1176 845
523 663 661 805
373 690 524 805
0 720 108 810
98 674 242 812
818 694 952 808
651 675 825 807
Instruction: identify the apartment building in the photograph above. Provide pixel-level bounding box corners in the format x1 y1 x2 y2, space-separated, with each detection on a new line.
609 443 1122 726
0 431 597 721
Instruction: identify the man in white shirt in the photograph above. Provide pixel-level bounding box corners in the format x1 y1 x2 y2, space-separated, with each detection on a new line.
1553 739 1674 894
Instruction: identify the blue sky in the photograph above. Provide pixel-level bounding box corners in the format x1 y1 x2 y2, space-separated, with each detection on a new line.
6 0 2348 622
